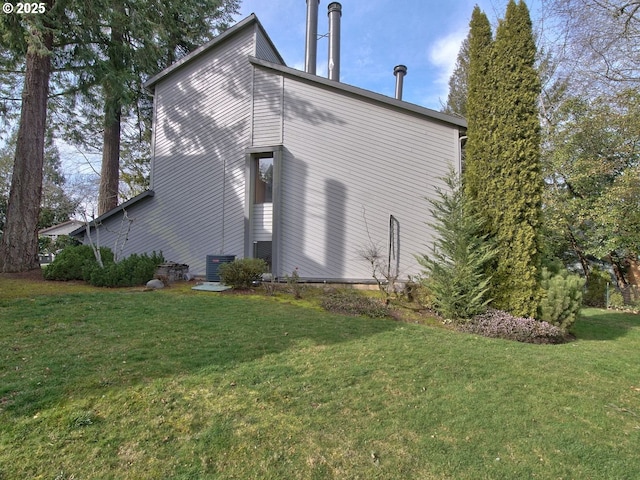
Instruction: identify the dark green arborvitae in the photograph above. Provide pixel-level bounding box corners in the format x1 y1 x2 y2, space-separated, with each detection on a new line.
488 0 543 317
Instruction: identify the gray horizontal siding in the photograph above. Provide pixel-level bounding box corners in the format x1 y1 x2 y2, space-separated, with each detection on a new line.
252 203 273 241
255 29 283 64
276 74 460 280
252 69 283 146
92 25 257 276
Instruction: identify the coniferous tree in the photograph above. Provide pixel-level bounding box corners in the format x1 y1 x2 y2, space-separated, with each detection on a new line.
0 129 78 236
463 7 494 215
488 0 543 317
60 0 240 215
463 1 543 318
443 37 469 118
0 0 239 271
0 0 55 272
417 171 496 320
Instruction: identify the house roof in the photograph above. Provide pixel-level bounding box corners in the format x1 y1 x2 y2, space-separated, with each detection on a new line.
249 56 467 129
144 12 466 130
144 14 284 90
39 220 84 236
70 190 155 237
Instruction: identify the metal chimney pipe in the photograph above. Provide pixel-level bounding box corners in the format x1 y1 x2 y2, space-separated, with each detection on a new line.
305 0 320 74
328 2 342 81
394 65 407 100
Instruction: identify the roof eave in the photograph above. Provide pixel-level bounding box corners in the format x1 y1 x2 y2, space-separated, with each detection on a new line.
70 190 155 237
144 14 285 91
248 56 467 129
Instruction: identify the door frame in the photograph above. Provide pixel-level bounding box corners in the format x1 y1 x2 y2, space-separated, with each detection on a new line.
244 145 282 278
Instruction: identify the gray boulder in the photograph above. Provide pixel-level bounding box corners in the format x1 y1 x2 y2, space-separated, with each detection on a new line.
146 279 165 289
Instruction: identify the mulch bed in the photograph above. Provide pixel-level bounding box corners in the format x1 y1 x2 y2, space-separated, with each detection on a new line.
0 269 45 282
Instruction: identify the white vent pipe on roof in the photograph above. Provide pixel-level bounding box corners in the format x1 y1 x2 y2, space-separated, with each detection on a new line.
328 2 342 81
305 0 320 74
394 65 407 100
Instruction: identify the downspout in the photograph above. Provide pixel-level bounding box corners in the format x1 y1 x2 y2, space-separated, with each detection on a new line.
458 135 467 174
221 155 226 254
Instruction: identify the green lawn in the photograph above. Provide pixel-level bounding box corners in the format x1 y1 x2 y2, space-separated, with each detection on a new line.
1 277 639 479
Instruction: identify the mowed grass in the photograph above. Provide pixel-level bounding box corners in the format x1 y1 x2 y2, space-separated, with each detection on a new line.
1 277 639 479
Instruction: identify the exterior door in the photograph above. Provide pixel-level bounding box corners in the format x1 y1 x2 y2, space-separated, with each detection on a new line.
251 155 273 270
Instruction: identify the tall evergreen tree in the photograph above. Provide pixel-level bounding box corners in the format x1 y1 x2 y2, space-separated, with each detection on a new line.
463 7 493 213
1 129 78 236
463 1 543 317
62 0 240 215
488 0 543 317
443 36 469 118
0 0 239 271
0 0 55 272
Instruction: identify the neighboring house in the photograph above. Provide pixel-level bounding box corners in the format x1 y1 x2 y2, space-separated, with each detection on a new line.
40 220 84 241
73 6 466 282
39 219 84 263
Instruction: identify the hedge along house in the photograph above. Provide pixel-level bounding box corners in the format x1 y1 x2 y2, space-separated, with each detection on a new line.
73 2 467 282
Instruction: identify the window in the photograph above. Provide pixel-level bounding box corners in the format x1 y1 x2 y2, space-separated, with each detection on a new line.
254 157 273 204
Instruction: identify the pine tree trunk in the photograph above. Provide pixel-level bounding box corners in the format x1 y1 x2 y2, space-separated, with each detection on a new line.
97 11 124 217
0 30 53 273
98 99 121 216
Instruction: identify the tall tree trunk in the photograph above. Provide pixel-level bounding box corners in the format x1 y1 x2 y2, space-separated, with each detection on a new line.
97 98 121 215
0 29 53 273
97 10 124 217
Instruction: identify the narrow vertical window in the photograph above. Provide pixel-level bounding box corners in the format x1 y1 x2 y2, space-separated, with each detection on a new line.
254 157 273 204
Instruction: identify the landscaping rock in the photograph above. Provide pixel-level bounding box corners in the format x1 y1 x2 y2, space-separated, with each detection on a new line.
146 279 165 289
155 262 189 282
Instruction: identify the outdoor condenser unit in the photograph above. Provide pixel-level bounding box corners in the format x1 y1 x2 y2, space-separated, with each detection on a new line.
206 255 235 282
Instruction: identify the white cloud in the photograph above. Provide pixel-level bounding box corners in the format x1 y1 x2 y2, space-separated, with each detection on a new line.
427 30 467 106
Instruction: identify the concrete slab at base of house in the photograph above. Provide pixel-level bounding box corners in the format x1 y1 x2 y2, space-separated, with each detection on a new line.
191 282 233 292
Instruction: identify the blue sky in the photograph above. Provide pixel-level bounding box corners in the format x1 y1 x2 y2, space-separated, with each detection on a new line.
234 0 543 110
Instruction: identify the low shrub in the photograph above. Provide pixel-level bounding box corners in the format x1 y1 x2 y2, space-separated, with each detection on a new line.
608 290 625 308
321 290 390 318
88 252 165 287
583 267 610 307
538 267 585 332
458 309 567 344
53 234 81 252
44 245 114 281
404 278 436 309
284 267 303 299
218 258 267 289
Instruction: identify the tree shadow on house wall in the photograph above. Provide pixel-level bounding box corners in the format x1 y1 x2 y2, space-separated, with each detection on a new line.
140 52 349 274
278 149 350 279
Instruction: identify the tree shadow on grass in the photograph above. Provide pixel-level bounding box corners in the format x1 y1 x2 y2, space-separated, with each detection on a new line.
573 308 640 341
0 290 398 417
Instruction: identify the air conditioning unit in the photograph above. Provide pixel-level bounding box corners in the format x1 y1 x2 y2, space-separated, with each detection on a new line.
206 255 236 282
